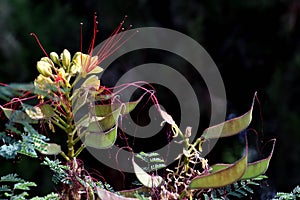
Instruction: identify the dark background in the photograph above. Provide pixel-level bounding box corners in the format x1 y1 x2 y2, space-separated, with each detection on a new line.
0 0 299 199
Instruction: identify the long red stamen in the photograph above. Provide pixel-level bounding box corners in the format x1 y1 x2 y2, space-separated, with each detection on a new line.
95 17 126 60
108 81 160 111
84 14 137 74
30 33 49 57
95 16 129 63
80 22 83 53
88 13 99 55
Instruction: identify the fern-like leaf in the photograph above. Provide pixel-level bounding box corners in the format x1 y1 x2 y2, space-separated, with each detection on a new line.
14 182 37 191
30 192 60 200
0 173 24 183
41 157 69 184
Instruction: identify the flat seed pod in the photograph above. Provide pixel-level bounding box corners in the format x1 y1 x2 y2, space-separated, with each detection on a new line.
202 92 256 139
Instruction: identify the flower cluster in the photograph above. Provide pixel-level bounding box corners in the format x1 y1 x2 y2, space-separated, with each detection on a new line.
34 49 103 94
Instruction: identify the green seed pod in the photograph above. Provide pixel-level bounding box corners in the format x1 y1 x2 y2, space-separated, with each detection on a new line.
50 52 60 64
37 60 52 77
61 49 71 68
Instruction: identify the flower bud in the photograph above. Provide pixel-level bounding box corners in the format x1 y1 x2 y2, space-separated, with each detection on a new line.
40 57 54 66
61 49 71 68
50 52 60 64
37 60 53 77
70 64 80 74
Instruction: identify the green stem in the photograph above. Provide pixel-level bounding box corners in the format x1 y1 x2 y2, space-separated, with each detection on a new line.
66 126 75 158
60 151 70 162
73 130 86 145
73 144 86 158
52 119 67 132
54 108 68 120
54 113 69 128
174 125 191 172
60 100 70 115
177 128 189 150
71 75 81 89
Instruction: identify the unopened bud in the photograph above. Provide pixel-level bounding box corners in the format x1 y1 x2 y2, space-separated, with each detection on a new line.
50 52 60 64
61 49 71 68
37 60 52 77
41 57 54 65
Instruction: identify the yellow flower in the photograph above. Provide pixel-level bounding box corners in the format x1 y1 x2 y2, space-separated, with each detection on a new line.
34 74 53 90
72 52 103 78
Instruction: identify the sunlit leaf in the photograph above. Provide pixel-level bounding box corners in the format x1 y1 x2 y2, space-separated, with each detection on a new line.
118 187 150 198
202 92 257 139
84 125 118 149
121 100 141 115
89 105 123 132
25 106 44 120
14 182 36 190
96 188 138 200
1 107 38 124
81 75 100 89
23 104 54 120
72 89 89 115
94 99 141 118
132 158 163 188
38 104 55 119
189 145 248 189
38 143 61 155
0 83 35 101
94 104 114 117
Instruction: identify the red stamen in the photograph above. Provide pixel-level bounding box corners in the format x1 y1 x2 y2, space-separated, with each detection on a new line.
80 22 83 53
30 32 61 76
0 83 8 86
30 33 49 57
83 14 137 74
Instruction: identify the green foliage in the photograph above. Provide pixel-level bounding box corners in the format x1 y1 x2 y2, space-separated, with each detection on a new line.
273 186 300 200
196 175 267 199
0 173 59 200
0 142 20 159
30 193 60 200
18 123 49 158
135 152 166 172
41 157 69 185
134 192 150 200
0 10 285 198
95 181 116 194
0 122 50 159
1 173 25 183
0 84 35 101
